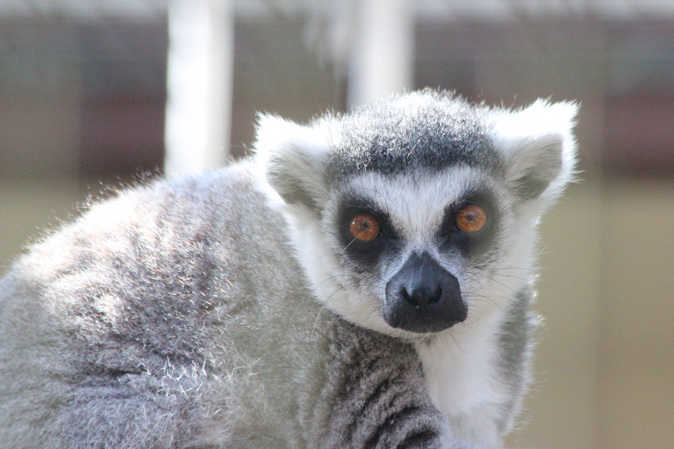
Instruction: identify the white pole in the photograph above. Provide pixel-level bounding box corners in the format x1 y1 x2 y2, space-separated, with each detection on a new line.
164 0 233 178
347 0 414 108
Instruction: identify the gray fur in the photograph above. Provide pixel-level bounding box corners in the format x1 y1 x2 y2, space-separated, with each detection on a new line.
0 90 577 448
494 288 540 434
0 164 453 449
326 90 502 180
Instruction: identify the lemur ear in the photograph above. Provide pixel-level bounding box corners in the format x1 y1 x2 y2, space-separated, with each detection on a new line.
254 114 331 213
491 100 578 202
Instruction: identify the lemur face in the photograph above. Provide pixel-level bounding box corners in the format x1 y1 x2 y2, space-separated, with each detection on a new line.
256 90 577 338
324 168 513 334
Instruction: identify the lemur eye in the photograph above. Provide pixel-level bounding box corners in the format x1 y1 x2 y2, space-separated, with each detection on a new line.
455 205 488 234
349 214 381 242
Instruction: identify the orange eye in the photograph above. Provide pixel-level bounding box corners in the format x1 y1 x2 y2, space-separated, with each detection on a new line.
455 205 488 234
349 214 381 242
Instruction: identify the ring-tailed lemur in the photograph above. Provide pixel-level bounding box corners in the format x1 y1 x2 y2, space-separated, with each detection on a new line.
0 90 577 448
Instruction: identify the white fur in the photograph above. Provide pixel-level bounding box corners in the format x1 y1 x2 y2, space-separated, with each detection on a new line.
254 114 334 203
490 100 578 210
254 114 331 164
416 318 510 446
415 209 538 446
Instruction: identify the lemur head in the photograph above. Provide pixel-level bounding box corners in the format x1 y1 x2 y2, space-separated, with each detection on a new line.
255 90 577 339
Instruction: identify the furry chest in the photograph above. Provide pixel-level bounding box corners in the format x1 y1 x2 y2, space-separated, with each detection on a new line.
414 323 511 446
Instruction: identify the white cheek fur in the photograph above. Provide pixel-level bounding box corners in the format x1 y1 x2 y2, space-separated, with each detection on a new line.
266 166 521 333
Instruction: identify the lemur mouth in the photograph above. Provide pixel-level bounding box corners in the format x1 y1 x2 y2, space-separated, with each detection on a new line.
383 253 467 334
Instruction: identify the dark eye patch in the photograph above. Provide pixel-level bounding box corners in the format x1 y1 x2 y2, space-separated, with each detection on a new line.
437 191 499 259
336 197 401 268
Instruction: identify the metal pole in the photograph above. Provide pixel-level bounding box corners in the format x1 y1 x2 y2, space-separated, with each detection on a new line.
164 0 233 178
347 0 414 107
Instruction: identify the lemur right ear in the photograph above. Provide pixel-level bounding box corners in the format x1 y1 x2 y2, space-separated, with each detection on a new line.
491 100 578 205
254 114 331 213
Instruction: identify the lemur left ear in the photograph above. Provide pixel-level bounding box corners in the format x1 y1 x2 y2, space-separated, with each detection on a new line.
254 114 331 213
491 100 578 202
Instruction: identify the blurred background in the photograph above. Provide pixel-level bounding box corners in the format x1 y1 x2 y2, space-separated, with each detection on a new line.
0 1 673 448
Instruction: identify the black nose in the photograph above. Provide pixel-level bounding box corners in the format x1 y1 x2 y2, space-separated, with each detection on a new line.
384 253 466 333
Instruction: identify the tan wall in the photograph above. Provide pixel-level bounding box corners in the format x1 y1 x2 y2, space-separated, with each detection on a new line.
0 179 79 271
597 180 674 449
508 179 674 449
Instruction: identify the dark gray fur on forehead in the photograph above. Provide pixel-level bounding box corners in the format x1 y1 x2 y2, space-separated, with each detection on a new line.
325 90 503 181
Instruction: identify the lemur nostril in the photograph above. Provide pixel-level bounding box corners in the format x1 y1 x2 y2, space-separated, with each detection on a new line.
429 286 442 305
400 286 416 306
